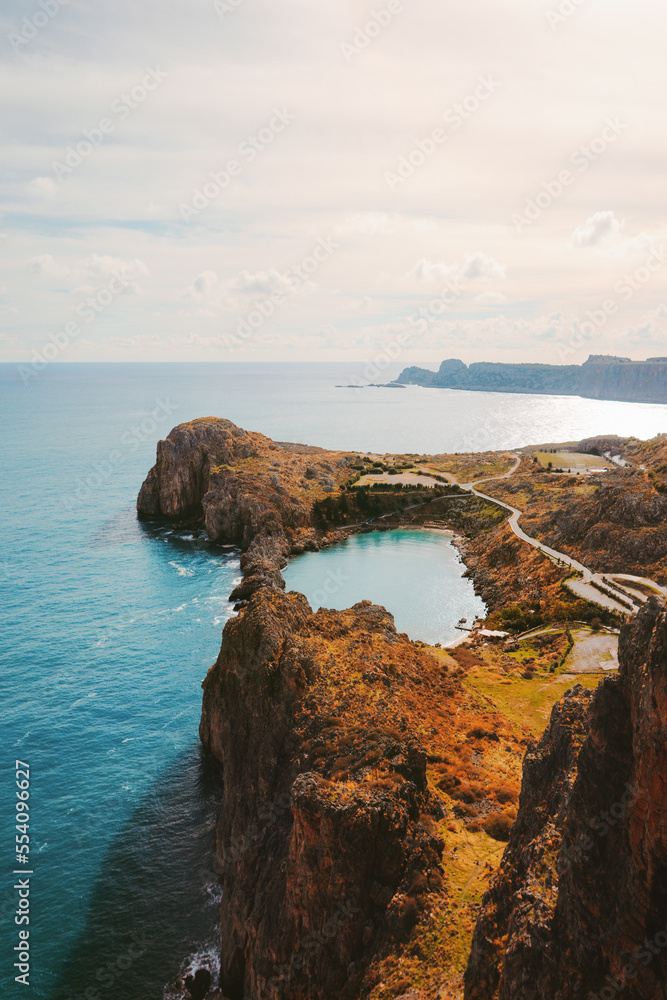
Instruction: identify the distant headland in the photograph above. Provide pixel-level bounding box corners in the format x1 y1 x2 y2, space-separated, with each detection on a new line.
394 355 667 404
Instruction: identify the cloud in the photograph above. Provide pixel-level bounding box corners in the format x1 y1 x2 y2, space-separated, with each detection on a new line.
570 212 660 260
184 267 302 310
571 210 624 248
28 253 149 295
476 290 506 304
28 254 71 278
26 177 57 199
408 252 505 284
605 232 657 260
226 268 297 297
461 252 506 280
407 258 459 282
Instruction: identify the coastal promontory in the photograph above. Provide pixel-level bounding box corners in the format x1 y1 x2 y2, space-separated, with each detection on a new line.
396 355 667 404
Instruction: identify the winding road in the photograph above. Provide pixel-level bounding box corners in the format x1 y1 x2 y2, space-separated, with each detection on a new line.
353 452 665 615
462 456 662 614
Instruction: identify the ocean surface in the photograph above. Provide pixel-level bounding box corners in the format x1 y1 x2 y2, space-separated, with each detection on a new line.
2 362 667 1000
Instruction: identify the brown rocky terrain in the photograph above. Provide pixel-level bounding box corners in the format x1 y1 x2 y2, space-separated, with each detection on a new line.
198 588 530 1000
464 597 667 1000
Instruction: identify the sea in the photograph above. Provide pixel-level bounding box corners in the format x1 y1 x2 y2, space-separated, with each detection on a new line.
2 361 666 1000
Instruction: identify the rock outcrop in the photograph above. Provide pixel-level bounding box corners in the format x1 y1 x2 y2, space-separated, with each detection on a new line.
137 418 355 599
397 356 667 404
464 597 667 1000
137 418 259 518
200 589 527 1000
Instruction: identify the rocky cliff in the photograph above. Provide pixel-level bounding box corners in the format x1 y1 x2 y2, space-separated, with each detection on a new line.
199 589 528 1000
464 597 667 1000
396 356 667 404
137 418 355 599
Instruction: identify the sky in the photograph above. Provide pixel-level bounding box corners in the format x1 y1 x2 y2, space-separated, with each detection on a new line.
1 0 666 367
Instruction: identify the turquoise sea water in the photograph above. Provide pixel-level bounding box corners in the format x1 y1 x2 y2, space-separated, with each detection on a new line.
2 362 667 1000
284 530 485 645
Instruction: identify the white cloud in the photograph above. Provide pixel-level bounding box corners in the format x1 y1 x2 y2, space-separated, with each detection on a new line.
28 253 149 297
184 267 301 310
28 254 71 278
408 252 505 284
571 211 624 249
605 232 656 260
461 252 506 280
26 177 57 199
477 290 506 304
226 268 297 297
407 258 459 282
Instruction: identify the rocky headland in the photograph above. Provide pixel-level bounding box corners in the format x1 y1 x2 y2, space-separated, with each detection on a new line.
137 417 358 600
396 355 667 405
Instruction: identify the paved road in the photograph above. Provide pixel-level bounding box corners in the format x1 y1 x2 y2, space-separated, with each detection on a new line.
461 457 665 614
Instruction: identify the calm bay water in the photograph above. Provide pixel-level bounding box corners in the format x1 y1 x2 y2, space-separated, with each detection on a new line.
284 529 485 645
2 362 666 1000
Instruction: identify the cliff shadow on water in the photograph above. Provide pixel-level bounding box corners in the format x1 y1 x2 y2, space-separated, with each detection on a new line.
50 745 224 1000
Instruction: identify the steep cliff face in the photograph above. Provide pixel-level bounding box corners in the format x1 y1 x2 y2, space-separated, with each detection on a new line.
200 589 527 1000
581 358 667 403
464 598 667 1000
137 418 259 518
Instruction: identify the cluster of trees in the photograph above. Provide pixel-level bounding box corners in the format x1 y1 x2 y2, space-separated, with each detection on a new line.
492 596 622 634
